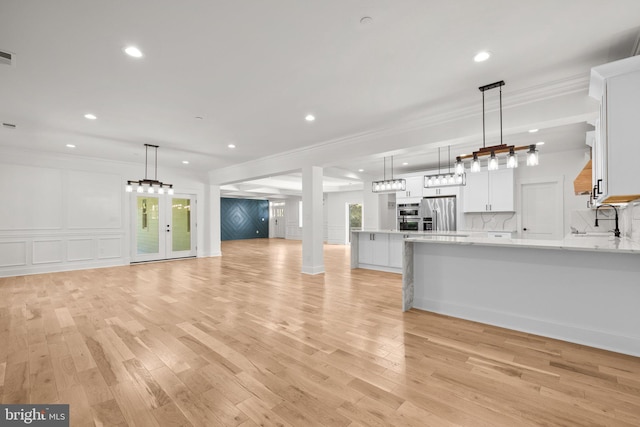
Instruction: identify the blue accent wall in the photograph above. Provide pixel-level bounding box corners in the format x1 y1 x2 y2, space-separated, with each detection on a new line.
221 198 269 241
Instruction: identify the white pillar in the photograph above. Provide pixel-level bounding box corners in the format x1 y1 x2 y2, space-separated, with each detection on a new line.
302 166 324 275
207 184 221 257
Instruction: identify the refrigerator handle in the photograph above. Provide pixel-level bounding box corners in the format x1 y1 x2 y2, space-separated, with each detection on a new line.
434 210 438 231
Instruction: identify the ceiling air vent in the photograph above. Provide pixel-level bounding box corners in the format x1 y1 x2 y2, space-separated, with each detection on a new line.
0 50 14 67
2 123 16 129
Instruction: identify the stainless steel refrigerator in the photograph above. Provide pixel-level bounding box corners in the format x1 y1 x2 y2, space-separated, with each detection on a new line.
421 196 457 231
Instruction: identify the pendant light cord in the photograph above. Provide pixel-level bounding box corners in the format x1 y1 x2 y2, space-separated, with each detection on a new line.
482 90 486 149
499 85 503 145
154 146 158 180
144 145 148 180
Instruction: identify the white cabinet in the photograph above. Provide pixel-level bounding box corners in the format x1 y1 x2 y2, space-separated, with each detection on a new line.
388 234 408 268
423 186 459 198
589 56 640 203
396 176 423 200
358 232 389 266
463 168 514 213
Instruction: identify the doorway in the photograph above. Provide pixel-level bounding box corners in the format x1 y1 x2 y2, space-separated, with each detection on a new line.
346 203 363 243
131 194 197 262
271 201 286 238
520 179 563 239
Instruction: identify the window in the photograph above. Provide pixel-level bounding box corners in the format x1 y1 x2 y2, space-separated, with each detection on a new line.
298 201 303 228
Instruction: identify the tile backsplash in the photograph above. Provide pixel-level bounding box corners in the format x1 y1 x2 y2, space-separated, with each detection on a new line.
464 212 517 232
570 202 639 239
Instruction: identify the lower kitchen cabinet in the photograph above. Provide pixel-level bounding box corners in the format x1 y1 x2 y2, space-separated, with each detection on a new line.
358 232 389 266
388 234 405 268
357 232 409 272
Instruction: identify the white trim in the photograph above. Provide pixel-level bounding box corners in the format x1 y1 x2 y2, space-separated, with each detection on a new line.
412 297 640 357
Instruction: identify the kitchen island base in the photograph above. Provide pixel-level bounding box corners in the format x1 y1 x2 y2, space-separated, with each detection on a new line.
405 240 640 356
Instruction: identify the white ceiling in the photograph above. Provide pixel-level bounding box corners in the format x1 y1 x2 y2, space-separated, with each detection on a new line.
1 1 639 196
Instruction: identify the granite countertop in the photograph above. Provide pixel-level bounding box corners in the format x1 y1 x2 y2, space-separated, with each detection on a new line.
352 229 640 254
404 232 640 254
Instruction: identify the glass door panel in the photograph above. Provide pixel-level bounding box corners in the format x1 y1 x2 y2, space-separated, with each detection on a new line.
171 197 192 253
136 196 161 257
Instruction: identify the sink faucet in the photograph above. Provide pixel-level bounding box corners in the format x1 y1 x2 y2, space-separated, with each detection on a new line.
594 204 621 238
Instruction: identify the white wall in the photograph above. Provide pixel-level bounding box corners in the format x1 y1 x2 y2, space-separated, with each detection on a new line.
0 148 208 277
324 190 363 245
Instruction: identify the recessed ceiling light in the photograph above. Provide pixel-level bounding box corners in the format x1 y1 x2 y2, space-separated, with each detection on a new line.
529 129 539 133
227 144 236 149
305 114 315 122
124 46 143 58
195 116 203 120
66 144 76 148
402 162 409 166
358 169 364 172
474 51 491 62
536 141 545 145
84 113 97 120
182 160 189 164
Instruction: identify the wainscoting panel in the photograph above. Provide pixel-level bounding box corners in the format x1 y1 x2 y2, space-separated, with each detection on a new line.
0 241 27 267
67 238 94 262
32 239 63 264
221 198 269 241
98 237 122 259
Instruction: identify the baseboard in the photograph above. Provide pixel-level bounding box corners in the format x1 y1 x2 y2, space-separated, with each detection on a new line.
302 264 325 275
356 263 402 274
0 258 129 278
412 297 640 357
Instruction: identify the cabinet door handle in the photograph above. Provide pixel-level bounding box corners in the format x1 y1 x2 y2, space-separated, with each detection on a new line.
597 179 603 195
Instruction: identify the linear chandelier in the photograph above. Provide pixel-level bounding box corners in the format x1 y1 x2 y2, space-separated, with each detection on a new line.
424 146 466 188
125 144 174 194
372 156 406 193
455 80 539 174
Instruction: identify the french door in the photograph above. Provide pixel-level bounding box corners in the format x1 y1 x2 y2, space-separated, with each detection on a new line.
131 193 197 262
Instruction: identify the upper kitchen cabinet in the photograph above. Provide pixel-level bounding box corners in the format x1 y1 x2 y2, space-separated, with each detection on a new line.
463 168 514 213
589 55 640 204
396 176 423 202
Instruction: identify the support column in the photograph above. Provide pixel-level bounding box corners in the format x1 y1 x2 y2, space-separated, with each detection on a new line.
302 166 324 275
207 184 221 257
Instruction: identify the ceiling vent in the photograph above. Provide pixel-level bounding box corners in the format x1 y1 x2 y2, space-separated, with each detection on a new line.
2 123 16 129
0 50 14 67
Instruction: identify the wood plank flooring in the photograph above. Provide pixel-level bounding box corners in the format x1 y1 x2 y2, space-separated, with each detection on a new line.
1 238 639 426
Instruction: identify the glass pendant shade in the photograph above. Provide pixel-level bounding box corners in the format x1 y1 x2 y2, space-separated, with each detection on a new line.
136 185 144 193
168 187 174 195
454 157 464 175
456 174 463 184
488 152 499 171
147 186 154 194
471 154 481 173
158 187 165 195
125 184 133 192
526 145 539 166
507 149 518 168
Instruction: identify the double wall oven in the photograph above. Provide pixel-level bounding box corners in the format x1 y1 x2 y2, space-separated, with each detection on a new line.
397 202 421 231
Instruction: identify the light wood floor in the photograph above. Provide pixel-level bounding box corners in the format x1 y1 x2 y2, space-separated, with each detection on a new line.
1 239 639 426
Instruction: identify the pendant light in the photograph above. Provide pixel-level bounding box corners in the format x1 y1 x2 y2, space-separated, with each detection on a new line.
125 144 174 195
372 156 406 193
457 80 540 171
424 146 466 188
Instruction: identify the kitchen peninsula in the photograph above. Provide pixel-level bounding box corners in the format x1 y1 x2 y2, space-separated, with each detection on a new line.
400 233 640 356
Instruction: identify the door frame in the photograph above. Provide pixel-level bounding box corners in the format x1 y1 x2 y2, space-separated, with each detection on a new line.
130 193 197 263
519 176 564 239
